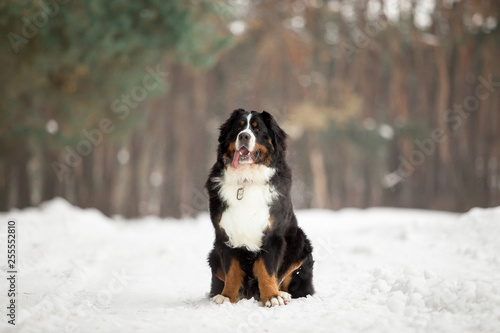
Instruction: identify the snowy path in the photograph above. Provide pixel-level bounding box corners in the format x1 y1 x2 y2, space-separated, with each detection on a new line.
1 199 500 333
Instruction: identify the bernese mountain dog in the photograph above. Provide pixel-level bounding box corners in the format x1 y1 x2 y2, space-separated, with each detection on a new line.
206 109 314 307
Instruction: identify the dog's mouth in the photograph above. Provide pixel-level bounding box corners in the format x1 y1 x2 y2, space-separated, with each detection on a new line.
232 147 260 168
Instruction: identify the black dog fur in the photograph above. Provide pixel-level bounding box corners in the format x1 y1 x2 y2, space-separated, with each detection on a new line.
206 109 314 306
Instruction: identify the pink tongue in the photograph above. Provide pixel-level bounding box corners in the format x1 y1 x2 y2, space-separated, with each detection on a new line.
232 151 241 168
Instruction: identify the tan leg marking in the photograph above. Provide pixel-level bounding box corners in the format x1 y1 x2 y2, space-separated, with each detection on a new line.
253 258 281 306
279 261 303 292
221 258 244 303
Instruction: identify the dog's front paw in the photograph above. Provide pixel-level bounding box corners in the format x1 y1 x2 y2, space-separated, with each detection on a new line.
279 291 291 304
263 295 286 307
211 294 231 304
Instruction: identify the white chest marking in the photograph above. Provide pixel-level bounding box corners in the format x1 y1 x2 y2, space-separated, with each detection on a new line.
213 164 279 252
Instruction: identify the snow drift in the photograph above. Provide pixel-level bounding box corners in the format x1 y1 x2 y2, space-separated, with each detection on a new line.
1 198 499 333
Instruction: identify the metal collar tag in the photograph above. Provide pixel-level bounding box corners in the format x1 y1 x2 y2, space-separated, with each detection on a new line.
237 187 244 200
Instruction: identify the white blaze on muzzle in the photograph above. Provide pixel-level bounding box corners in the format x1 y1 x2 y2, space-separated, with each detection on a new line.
232 114 257 168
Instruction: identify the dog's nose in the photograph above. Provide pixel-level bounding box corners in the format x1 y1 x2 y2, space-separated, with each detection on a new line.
238 132 250 141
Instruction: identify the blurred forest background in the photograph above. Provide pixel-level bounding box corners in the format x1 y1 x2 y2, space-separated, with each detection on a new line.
1 0 499 218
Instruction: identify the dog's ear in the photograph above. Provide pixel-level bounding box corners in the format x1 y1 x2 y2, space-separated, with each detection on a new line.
218 109 244 144
261 111 288 156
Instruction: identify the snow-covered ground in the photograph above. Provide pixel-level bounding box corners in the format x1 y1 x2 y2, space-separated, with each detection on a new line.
1 198 500 333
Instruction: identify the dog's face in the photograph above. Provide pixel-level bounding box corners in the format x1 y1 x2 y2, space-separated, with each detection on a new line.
218 109 287 168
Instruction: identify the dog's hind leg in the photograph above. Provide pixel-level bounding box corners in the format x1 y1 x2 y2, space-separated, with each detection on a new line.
279 227 315 298
284 253 314 298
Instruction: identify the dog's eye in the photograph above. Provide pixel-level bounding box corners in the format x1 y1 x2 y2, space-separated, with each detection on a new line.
254 127 260 133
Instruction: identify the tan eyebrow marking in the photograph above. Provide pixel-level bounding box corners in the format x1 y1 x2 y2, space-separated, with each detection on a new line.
240 121 245 125
252 122 257 127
